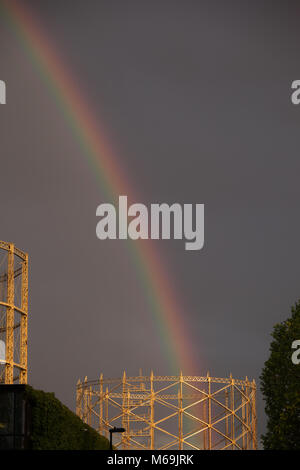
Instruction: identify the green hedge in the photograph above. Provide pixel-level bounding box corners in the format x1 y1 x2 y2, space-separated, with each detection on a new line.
25 386 109 450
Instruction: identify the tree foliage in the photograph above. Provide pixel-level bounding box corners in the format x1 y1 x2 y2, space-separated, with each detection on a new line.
260 301 300 449
25 386 110 450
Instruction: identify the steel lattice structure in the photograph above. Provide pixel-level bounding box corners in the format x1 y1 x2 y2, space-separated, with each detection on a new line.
0 241 28 384
76 372 257 450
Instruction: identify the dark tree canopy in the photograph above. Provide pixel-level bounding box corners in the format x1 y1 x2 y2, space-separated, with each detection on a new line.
260 301 300 450
25 386 110 450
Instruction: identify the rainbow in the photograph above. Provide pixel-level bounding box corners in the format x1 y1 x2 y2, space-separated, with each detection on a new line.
1 0 200 374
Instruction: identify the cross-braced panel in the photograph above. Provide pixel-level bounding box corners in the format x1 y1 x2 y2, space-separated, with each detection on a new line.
76 372 256 450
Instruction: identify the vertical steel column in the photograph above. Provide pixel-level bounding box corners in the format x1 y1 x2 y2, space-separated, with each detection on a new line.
230 375 235 449
203 397 207 450
76 379 82 418
207 372 212 450
252 380 257 449
5 244 14 383
122 371 127 449
246 378 250 450
88 386 92 426
150 370 155 450
105 387 109 440
178 372 183 450
83 376 88 424
20 252 28 383
99 373 103 436
242 386 246 450
127 390 130 447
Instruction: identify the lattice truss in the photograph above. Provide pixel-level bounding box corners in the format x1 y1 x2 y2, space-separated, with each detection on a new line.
76 372 257 450
0 241 28 384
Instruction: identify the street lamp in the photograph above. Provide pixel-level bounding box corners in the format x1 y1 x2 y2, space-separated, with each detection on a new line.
109 426 125 450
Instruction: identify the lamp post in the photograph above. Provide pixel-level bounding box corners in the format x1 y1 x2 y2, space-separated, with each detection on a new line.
109 426 125 450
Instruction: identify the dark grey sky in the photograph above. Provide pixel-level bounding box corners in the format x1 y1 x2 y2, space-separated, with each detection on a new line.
1 0 300 442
